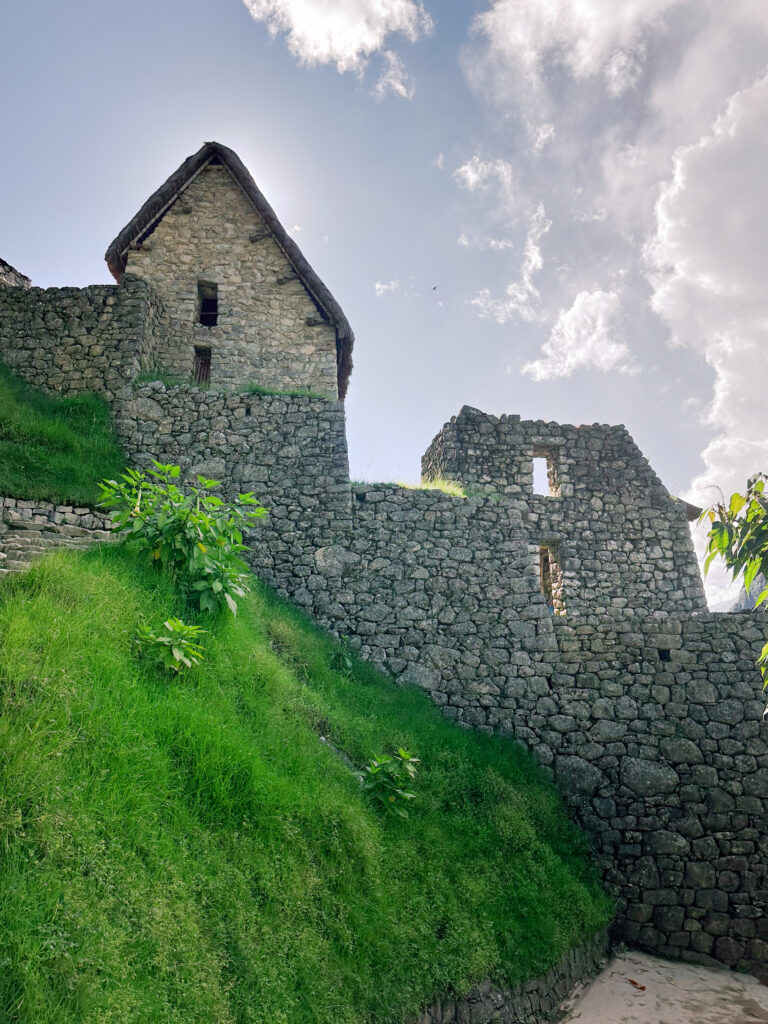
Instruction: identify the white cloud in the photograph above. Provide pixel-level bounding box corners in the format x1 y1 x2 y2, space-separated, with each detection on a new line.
522 289 633 379
241 0 432 73
457 231 514 250
470 0 686 108
604 47 645 96
647 69 768 506
374 279 400 297
453 156 516 200
434 152 445 170
470 203 551 323
373 50 415 100
531 122 555 153
599 3 768 230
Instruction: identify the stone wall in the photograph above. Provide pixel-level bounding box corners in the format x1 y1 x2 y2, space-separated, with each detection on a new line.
239 475 767 981
0 332 765 981
416 928 610 1024
123 162 339 397
0 257 30 289
541 613 767 980
0 496 114 576
422 407 706 617
0 275 160 401
113 383 351 522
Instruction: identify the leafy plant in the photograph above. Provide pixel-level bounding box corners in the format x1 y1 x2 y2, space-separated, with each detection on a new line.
135 617 207 673
98 461 267 615
363 748 420 819
329 636 354 673
701 474 768 680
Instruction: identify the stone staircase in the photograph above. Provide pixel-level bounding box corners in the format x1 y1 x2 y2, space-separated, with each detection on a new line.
0 499 115 577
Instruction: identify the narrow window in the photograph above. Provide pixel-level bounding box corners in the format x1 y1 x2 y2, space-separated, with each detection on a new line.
539 543 564 614
194 346 211 386
197 282 218 327
532 457 550 495
532 447 561 496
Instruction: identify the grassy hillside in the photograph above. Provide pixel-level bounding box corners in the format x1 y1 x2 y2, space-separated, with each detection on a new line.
0 546 612 1024
0 362 125 505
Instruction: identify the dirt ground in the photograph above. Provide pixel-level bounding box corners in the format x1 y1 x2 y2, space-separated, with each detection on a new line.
560 949 768 1024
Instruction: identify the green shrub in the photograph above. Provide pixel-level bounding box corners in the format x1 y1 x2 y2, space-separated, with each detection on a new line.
98 461 267 614
363 748 420 818
135 617 207 672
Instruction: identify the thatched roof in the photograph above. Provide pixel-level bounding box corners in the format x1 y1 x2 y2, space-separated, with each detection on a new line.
672 496 703 522
104 141 354 399
0 257 31 288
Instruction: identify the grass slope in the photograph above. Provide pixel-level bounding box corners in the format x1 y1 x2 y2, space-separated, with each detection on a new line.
0 546 612 1024
0 363 125 505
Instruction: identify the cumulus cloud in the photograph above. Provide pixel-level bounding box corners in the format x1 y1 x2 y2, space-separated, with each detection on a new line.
531 122 555 153
647 69 768 505
599 3 768 230
374 279 400 297
470 0 686 109
470 204 551 322
604 48 646 96
241 0 432 74
453 155 516 200
373 50 415 99
522 289 633 380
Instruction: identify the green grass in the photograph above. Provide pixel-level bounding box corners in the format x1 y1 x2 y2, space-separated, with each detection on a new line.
238 382 329 400
395 479 467 497
0 546 612 1024
135 374 330 401
0 363 125 505
135 369 189 388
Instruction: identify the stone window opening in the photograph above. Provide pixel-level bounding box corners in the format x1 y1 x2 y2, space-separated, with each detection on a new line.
194 346 211 386
539 542 565 614
532 448 561 496
197 282 218 327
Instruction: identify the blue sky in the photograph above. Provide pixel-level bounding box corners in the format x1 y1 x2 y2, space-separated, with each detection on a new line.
3 0 768 604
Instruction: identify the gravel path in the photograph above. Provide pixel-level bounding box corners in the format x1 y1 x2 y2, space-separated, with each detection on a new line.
560 950 768 1024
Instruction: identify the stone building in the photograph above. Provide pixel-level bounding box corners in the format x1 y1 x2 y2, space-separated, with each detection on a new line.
1 143 766 981
0 142 353 401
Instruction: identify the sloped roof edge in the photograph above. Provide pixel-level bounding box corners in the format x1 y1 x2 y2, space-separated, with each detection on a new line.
104 141 353 399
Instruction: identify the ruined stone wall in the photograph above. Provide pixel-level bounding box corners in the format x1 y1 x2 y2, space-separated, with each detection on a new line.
0 495 115 577
541 613 766 979
0 275 160 401
123 163 338 397
0 258 30 290
240 476 767 981
422 407 707 617
0 339 764 979
113 383 350 519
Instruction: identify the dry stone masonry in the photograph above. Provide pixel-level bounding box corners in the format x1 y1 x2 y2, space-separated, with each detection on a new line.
1 141 766 993
122 162 339 396
0 497 115 576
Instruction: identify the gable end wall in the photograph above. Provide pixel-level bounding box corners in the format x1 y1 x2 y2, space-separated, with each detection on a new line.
123 164 338 396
